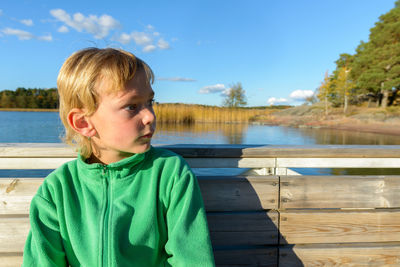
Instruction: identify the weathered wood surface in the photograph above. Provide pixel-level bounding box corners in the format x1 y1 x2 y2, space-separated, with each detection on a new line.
199 176 279 211
0 253 23 267
213 248 277 267
0 158 72 169
0 216 30 253
279 243 400 266
207 211 279 246
280 210 400 244
1 249 280 267
3 156 400 169
277 157 400 168
0 179 41 215
3 143 400 158
280 175 400 209
185 158 276 168
3 144 400 266
0 176 279 214
0 212 278 252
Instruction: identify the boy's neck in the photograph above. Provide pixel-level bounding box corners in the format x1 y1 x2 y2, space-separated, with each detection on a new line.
87 151 135 165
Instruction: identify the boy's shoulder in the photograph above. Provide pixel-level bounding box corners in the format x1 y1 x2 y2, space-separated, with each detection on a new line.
34 158 79 202
45 158 79 182
148 146 191 170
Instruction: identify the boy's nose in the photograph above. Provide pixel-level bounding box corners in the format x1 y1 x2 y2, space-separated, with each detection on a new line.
141 107 156 125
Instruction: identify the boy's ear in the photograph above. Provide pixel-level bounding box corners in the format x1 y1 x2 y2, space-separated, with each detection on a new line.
67 108 96 137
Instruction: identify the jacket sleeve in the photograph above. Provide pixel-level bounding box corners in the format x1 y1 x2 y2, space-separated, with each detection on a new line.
22 193 67 267
164 169 215 267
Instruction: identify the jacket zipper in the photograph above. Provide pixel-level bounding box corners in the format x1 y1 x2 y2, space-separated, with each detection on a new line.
101 165 112 267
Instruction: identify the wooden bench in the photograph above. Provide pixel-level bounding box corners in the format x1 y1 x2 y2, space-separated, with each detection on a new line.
1 143 400 266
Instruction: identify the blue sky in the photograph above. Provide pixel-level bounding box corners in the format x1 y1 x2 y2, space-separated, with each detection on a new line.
0 0 396 106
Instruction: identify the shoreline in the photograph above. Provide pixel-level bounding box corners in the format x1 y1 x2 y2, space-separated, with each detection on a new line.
257 115 400 136
0 108 58 112
2 107 400 136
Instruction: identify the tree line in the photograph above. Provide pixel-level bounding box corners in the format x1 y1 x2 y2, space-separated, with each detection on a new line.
316 0 400 113
0 88 59 109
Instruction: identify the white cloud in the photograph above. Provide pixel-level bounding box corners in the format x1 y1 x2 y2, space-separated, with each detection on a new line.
199 84 227 94
117 33 131 44
267 97 288 105
158 38 170 49
143 44 156 53
132 32 152 45
1 28 34 40
114 24 171 53
50 9 120 39
58 25 69 33
117 31 152 45
289 90 315 100
1 27 52 41
146 24 155 31
157 77 196 82
20 19 33 26
37 34 53 41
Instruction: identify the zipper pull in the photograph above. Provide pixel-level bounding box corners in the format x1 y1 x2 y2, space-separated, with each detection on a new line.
102 165 107 175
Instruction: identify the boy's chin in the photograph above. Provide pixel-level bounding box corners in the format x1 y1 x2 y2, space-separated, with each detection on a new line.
132 143 152 154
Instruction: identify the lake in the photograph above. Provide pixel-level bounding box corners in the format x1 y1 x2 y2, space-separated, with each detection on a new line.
2 111 400 145
1 111 400 176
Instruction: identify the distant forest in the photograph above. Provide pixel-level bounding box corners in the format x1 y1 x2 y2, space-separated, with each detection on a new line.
0 88 59 109
316 1 400 111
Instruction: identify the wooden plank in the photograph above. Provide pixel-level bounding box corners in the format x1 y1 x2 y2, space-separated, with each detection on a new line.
0 212 278 253
185 158 275 168
5 156 400 170
4 143 400 159
0 178 41 215
279 243 400 267
0 143 76 158
0 253 23 267
199 176 279 211
280 176 400 209
280 210 400 244
0 158 71 169
208 211 279 246
0 157 275 169
277 157 400 168
214 248 277 266
163 144 400 158
0 176 279 214
0 216 30 253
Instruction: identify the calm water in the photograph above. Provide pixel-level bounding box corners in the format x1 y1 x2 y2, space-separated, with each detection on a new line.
2 111 400 176
2 111 400 145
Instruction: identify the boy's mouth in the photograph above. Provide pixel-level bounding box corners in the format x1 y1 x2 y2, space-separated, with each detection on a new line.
141 132 153 139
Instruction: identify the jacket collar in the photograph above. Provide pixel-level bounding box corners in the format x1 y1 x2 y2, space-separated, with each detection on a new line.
77 146 152 179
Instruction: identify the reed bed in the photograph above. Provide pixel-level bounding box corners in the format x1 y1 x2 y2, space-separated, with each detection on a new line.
153 103 273 124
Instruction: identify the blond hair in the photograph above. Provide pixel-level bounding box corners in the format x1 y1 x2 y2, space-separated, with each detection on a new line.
57 47 154 158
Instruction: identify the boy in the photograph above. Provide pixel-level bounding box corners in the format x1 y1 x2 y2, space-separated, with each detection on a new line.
22 47 215 266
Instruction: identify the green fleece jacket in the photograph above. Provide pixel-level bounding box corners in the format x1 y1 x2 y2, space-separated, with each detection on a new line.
22 147 215 267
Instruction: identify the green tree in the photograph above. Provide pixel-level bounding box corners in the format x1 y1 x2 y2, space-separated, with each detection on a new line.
334 66 355 114
223 82 247 107
317 71 333 116
350 2 400 107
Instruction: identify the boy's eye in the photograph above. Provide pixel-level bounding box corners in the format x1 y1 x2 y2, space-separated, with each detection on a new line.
125 104 137 111
148 98 155 106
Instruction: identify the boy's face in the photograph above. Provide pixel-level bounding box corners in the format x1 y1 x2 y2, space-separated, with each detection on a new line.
88 70 156 164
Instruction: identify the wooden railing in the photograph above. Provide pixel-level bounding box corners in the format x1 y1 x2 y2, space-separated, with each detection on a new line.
1 143 400 266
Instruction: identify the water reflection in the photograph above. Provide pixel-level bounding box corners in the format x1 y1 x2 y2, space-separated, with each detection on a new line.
153 122 400 146
153 123 247 145
298 127 400 145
